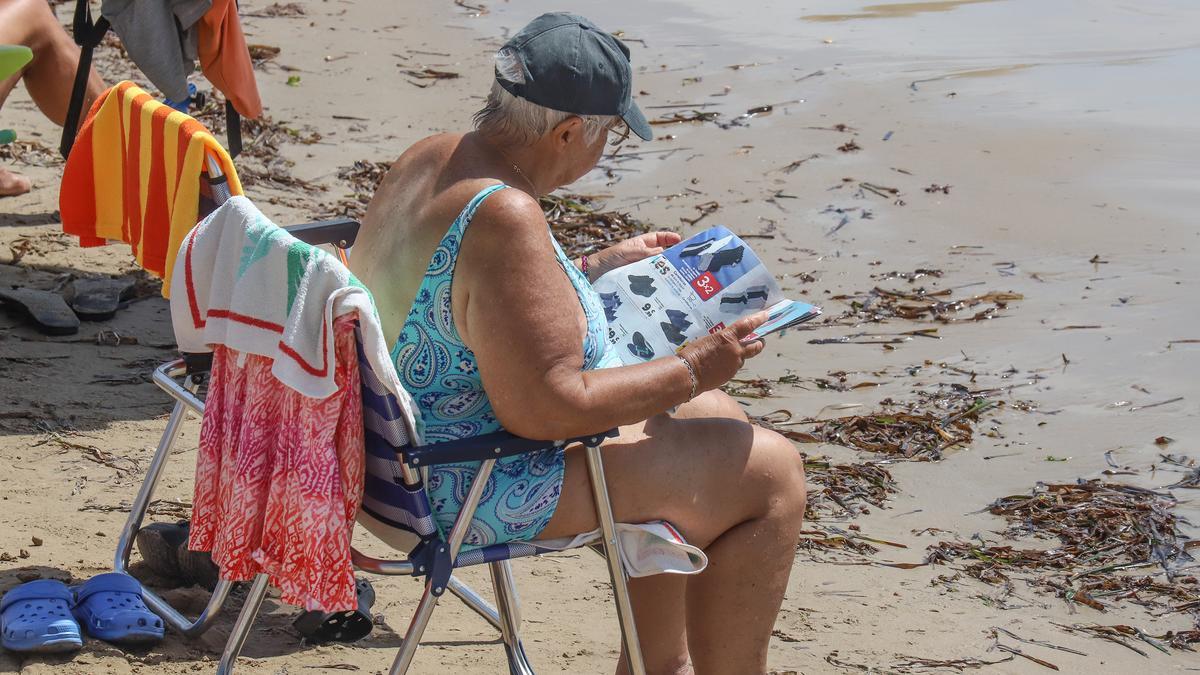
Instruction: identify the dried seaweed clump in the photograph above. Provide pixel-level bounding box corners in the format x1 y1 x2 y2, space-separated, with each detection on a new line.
321 160 393 219
540 194 651 259
828 285 1022 327
803 457 896 519
990 481 1187 572
810 394 995 461
0 140 61 167
927 480 1199 614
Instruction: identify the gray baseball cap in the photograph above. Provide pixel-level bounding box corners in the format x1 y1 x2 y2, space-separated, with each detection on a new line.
495 12 652 141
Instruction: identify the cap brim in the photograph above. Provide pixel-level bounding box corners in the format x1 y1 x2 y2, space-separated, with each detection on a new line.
621 100 653 141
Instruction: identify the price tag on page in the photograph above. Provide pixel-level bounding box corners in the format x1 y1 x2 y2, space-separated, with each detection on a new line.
690 272 722 300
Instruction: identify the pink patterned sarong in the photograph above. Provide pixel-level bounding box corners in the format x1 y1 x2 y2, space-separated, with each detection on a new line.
189 316 364 612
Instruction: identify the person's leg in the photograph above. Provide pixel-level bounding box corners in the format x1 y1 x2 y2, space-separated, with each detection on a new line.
0 167 31 196
0 16 29 197
683 427 804 673
539 390 807 675
613 575 691 675
0 0 105 125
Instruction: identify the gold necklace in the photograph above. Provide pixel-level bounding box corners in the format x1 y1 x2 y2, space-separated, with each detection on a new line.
495 147 538 195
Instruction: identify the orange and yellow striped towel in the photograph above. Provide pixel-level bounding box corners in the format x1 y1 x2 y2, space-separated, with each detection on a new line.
59 81 244 297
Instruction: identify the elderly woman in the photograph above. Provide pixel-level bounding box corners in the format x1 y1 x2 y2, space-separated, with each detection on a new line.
351 13 806 675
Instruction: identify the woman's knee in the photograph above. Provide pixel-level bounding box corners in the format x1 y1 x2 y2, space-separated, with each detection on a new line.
672 389 747 422
6 0 58 48
750 428 807 520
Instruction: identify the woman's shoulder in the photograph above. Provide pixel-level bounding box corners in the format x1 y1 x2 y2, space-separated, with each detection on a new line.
393 133 463 173
463 185 549 250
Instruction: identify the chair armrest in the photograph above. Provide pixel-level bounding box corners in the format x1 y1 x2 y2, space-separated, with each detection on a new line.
403 428 620 468
283 218 361 248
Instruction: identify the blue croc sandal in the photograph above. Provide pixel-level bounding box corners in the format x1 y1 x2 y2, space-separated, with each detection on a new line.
1 579 84 653
71 573 164 645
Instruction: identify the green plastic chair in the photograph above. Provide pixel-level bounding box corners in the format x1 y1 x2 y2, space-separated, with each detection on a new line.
0 45 33 145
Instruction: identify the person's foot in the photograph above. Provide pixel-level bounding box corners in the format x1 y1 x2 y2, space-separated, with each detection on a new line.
0 167 32 197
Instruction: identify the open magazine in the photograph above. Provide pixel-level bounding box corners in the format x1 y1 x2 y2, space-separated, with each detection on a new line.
592 225 821 365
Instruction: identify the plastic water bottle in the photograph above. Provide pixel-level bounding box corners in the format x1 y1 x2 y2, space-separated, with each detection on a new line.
164 82 198 112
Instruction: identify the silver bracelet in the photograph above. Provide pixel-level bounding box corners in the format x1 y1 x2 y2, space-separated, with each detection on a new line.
675 354 698 401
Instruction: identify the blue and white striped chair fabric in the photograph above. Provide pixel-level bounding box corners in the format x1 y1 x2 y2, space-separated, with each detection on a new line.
353 331 561 570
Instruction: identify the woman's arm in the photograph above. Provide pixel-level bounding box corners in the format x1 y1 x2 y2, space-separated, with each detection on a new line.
455 191 763 440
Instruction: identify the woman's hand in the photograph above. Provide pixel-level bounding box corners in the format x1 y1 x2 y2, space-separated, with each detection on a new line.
584 231 682 281
678 312 769 393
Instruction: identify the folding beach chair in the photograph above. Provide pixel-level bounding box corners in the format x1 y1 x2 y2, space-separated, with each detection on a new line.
60 0 245 158
96 127 648 673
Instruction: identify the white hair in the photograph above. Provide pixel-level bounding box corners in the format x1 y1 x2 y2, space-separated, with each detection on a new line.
473 49 616 146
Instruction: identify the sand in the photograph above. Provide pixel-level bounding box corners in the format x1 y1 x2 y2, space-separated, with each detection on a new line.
0 0 1197 673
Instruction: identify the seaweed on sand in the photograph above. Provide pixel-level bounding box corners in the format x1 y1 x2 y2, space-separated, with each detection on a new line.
722 374 802 399
192 94 324 198
648 110 721 126
0 140 61 167
540 193 651 259
803 456 897 519
826 286 1022 326
318 172 654 243
808 394 997 461
1055 622 1200 654
988 481 1189 578
927 480 1199 615
320 160 393 219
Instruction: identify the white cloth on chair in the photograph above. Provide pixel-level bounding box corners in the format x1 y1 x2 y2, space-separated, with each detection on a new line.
170 195 421 442
534 520 707 577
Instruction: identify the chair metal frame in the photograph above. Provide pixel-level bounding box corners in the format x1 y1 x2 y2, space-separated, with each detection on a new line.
110 157 647 674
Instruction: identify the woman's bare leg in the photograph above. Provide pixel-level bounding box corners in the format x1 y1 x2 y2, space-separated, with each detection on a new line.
539 390 807 675
0 0 105 195
0 0 105 125
614 574 691 675
0 62 30 196
683 430 803 672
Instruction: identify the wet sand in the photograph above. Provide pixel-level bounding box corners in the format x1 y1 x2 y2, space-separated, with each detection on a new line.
1 0 1197 673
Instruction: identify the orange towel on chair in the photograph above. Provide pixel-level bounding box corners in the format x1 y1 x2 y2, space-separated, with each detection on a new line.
198 0 263 119
59 81 243 297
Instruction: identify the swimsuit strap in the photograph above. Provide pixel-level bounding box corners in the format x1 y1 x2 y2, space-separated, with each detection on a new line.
449 183 509 243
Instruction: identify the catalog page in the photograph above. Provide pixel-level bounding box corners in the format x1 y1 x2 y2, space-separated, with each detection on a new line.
593 226 821 365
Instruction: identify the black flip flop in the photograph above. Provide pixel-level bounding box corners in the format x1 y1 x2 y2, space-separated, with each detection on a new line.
0 287 80 335
292 578 376 644
66 277 136 321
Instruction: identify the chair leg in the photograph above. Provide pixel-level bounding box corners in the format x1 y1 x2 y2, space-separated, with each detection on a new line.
390 459 496 674
584 443 646 675
215 573 270 675
114 371 234 637
114 397 192 573
448 575 502 631
389 579 441 675
489 560 535 675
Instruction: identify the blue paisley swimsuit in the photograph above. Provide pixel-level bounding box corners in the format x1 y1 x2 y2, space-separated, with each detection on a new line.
391 184 621 549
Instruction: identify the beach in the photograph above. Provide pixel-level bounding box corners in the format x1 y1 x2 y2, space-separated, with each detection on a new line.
1 0 1198 672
